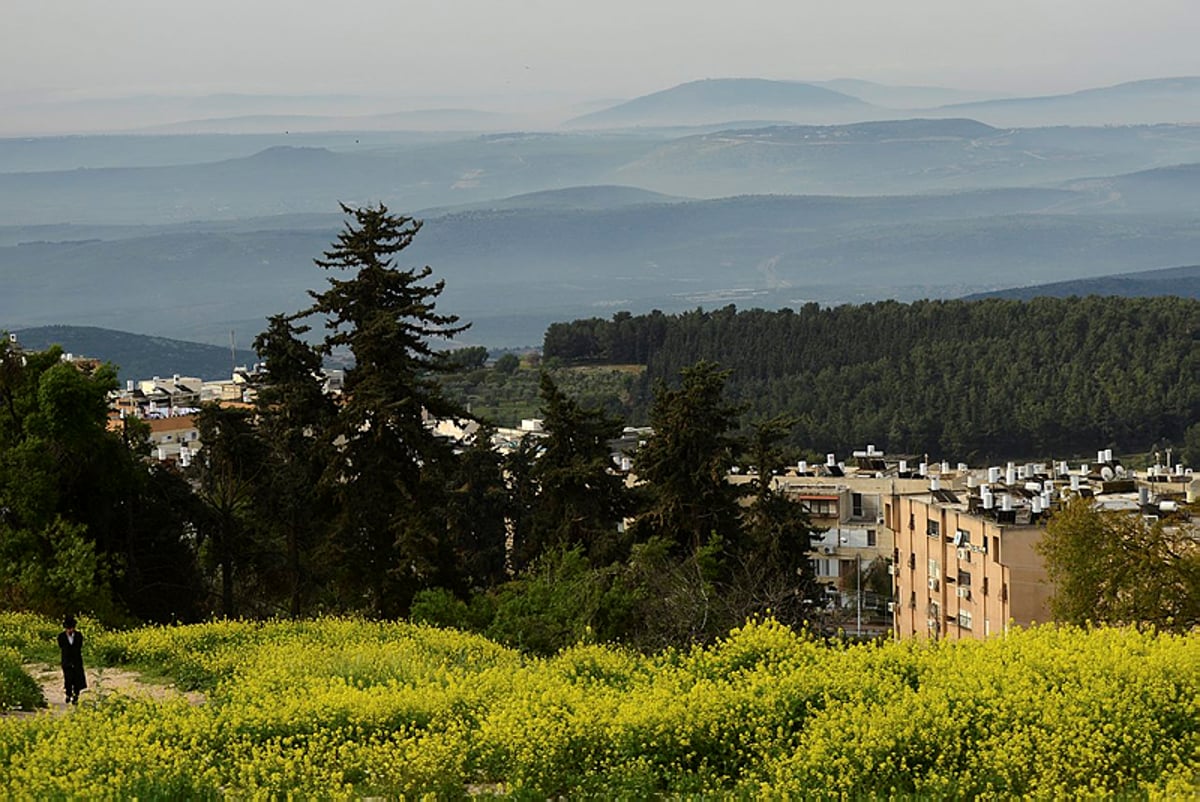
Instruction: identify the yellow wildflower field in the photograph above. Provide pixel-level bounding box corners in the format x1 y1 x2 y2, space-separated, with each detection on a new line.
0 613 1196 798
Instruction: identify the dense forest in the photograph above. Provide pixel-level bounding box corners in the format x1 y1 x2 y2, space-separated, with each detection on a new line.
543 298 1200 461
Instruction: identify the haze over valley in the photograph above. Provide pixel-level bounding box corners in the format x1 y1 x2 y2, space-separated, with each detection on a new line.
4 2 1200 363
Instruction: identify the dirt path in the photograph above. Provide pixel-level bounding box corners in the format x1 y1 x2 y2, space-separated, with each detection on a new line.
15 663 205 715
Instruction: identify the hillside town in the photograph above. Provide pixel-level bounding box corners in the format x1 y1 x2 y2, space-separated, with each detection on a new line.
93 343 1199 642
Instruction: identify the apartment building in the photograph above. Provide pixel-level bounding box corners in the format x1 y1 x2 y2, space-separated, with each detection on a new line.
888 454 1152 641
889 482 1049 641
732 450 935 607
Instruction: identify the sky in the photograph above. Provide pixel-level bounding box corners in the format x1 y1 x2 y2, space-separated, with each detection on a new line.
3 0 1198 106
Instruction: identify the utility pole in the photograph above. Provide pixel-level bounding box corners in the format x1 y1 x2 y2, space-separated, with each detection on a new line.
856 551 862 637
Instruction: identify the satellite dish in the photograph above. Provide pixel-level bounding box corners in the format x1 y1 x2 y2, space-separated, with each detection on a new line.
1101 466 1115 481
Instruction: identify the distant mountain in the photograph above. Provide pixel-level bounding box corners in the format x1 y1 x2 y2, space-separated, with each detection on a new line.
0 130 460 173
931 77 1200 126
9 123 1200 225
962 264 1200 301
0 134 664 225
564 78 877 129
0 187 1100 347
1059 163 1200 215
418 185 687 215
12 325 259 382
812 79 1005 109
140 108 516 135
610 119 1200 197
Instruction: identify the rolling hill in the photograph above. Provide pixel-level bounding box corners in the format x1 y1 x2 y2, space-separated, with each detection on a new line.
7 186 1200 348
962 264 1200 301
7 121 1200 226
564 78 878 128
930 76 1200 127
12 325 259 381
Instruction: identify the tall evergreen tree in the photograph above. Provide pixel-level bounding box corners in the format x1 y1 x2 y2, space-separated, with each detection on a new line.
632 361 742 554
252 314 337 617
520 373 632 568
439 425 510 593
192 404 264 617
303 203 468 617
734 415 821 625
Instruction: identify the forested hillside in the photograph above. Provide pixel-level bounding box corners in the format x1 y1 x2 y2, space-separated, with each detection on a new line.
543 297 1200 461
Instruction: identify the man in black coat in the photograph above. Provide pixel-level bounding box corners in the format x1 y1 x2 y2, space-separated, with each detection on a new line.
57 615 87 705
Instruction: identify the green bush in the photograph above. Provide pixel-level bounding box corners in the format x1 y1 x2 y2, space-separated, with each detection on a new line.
0 647 45 711
409 587 496 632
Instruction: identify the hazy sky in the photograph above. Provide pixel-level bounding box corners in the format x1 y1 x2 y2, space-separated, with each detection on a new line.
4 0 1198 104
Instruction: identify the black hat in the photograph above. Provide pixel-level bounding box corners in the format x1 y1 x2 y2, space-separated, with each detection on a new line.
63 615 77 629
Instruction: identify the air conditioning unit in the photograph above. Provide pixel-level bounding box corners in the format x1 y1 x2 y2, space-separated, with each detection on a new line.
886 602 896 613
928 578 940 591
957 587 972 600
956 548 969 561
886 564 896 575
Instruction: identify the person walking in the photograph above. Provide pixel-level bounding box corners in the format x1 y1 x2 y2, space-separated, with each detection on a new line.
57 615 87 705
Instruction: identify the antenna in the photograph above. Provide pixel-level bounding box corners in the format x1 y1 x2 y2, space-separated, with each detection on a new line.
230 330 236 376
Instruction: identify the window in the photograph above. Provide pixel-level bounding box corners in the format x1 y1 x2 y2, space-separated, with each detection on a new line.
926 519 940 538
804 500 836 517
867 529 877 547
958 610 973 630
954 528 971 546
852 492 864 517
992 536 1001 564
928 558 940 578
958 570 972 587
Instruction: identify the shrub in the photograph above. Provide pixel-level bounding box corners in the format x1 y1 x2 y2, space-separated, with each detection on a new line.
0 648 45 711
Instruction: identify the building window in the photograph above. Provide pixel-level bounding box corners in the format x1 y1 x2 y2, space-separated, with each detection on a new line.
958 611 973 630
867 529 877 547
804 500 836 517
954 528 971 546
958 570 972 587
928 558 940 579
852 492 864 517
926 519 940 538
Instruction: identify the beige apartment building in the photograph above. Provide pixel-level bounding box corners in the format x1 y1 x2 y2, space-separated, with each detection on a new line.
889 487 1052 640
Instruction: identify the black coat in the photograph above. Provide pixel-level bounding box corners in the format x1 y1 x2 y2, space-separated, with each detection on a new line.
57 630 87 690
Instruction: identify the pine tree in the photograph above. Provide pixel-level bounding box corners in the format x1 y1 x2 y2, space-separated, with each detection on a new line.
192 404 264 617
252 314 336 617
734 415 821 626
521 373 631 568
632 361 742 553
303 203 468 617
